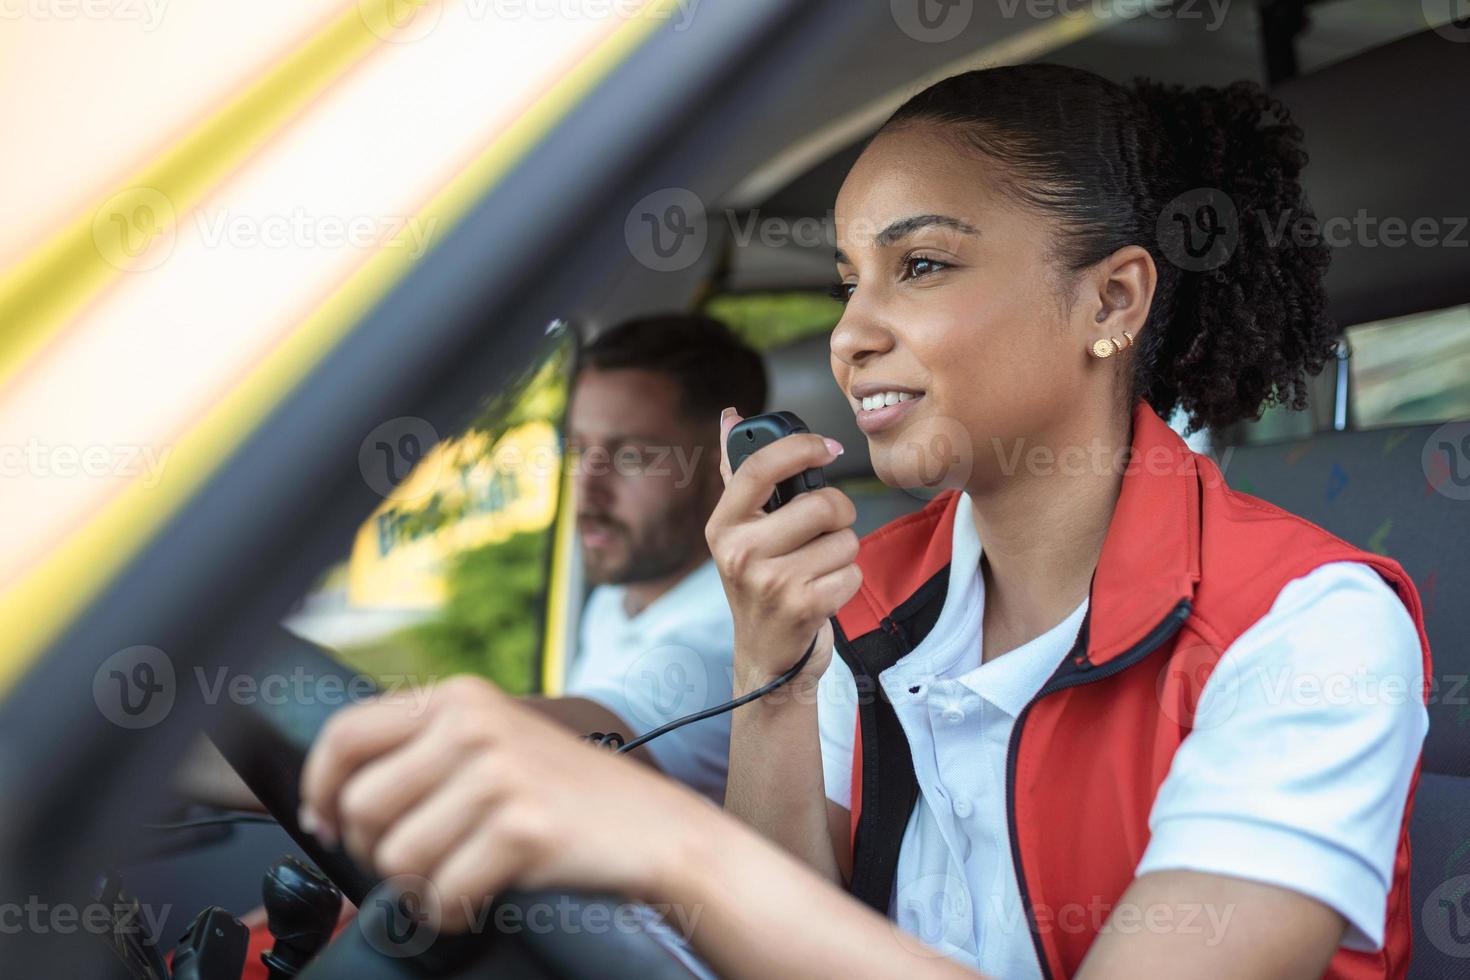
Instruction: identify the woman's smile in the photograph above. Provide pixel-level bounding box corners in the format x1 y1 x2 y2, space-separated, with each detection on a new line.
850 381 926 434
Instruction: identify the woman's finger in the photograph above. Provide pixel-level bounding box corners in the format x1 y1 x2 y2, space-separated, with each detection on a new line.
300 700 426 842
713 432 842 522
718 407 742 486
430 820 528 934
371 761 502 881
334 722 469 864
786 526 862 584
720 487 857 560
805 561 864 619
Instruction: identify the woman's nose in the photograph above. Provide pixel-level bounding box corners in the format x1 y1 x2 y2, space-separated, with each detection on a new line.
830 308 895 367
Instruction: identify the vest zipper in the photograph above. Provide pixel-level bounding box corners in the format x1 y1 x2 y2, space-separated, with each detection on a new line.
1003 598 1192 980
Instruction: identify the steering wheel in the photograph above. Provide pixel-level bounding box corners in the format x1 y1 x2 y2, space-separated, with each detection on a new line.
208 627 705 980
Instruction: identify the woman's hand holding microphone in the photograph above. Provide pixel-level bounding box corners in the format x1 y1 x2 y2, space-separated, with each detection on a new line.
706 407 864 698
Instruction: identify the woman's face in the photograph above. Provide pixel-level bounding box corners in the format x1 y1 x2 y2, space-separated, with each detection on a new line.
830 122 1107 493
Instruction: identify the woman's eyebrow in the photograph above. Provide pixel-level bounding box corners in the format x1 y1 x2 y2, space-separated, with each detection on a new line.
834 214 981 263
876 214 980 246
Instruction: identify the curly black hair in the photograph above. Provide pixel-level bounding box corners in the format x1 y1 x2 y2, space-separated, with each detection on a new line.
883 64 1335 435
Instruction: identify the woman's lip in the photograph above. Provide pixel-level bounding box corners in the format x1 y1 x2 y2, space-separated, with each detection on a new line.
854 394 923 434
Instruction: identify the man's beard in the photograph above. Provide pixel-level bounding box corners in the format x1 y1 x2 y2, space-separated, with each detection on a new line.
580 512 702 586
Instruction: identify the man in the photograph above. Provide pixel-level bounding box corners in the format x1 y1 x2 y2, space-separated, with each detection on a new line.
178 313 764 807
525 313 766 802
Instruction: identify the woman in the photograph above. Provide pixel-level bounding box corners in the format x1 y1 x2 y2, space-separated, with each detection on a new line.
300 65 1430 979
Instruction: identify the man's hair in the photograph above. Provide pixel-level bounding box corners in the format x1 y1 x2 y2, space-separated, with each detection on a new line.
578 313 767 423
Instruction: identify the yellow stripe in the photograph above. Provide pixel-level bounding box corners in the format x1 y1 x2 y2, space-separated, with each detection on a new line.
0 0 403 394
539 461 579 695
0 1 676 694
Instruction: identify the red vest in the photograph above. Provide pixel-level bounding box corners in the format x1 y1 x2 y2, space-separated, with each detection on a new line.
835 400 1431 980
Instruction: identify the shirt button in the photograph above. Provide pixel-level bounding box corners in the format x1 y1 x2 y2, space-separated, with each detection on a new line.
953 798 973 819
941 707 965 725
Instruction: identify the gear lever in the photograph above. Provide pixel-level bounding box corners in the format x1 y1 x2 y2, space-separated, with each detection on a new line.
260 855 343 979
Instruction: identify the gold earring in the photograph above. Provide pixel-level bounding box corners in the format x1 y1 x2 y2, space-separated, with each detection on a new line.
1088 331 1134 359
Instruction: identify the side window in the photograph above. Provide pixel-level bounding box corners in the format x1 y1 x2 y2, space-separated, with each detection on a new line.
1346 304 1470 428
702 291 843 349
1236 304 1470 445
286 326 575 694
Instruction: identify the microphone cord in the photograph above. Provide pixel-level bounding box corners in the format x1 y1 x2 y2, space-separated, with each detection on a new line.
586 630 823 754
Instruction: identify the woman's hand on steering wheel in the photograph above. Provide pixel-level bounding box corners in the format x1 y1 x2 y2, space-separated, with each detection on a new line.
298 676 712 932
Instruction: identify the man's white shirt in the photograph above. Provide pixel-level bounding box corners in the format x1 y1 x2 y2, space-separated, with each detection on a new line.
817 493 1427 976
567 559 735 803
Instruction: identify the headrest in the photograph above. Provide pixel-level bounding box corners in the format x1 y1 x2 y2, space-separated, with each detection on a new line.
1276 28 1470 328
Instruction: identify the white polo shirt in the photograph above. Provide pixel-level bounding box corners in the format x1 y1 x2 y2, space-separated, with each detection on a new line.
566 559 735 803
817 494 1427 976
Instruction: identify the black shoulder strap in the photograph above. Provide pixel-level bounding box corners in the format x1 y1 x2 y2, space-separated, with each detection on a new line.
833 567 949 912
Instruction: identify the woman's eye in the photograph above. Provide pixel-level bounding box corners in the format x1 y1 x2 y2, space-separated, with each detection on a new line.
828 281 856 304
903 255 948 280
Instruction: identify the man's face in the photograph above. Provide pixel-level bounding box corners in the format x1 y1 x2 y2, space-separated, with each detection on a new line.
567 368 719 586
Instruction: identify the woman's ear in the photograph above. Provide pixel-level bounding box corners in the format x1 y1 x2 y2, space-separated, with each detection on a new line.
1088 244 1157 341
